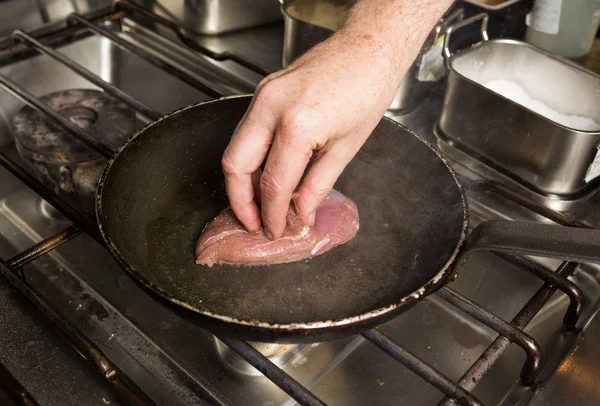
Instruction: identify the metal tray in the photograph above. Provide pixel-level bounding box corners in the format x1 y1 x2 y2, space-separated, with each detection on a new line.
437 14 600 198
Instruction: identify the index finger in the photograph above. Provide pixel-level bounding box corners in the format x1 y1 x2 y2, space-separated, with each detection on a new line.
222 112 274 232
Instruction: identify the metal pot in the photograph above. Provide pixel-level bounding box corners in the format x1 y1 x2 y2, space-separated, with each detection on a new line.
437 14 600 199
149 0 283 35
280 0 464 113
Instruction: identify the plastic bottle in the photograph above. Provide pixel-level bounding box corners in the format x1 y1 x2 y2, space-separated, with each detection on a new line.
525 0 600 59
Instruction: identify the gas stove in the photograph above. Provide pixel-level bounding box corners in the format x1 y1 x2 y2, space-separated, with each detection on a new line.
0 2 599 406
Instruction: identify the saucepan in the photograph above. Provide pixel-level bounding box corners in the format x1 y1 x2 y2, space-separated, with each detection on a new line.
96 95 600 343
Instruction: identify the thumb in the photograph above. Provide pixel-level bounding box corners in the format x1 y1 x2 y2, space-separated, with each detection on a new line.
293 145 354 226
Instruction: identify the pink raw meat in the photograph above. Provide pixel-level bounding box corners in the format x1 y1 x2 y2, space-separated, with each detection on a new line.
195 189 359 267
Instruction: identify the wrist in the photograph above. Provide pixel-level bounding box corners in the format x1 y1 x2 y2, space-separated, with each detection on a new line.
335 26 404 77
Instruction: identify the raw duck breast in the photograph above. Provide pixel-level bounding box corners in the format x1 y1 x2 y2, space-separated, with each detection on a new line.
195 189 359 267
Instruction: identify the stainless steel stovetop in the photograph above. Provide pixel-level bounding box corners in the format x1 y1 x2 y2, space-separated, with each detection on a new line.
0 2 599 406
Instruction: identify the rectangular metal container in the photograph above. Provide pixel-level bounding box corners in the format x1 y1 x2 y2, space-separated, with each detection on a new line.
438 25 600 198
150 0 282 35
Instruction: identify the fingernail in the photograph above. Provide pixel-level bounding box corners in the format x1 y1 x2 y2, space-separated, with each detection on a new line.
264 228 275 240
291 194 300 213
248 227 261 234
308 211 316 226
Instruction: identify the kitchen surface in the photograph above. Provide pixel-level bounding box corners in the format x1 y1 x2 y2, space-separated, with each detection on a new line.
0 0 600 405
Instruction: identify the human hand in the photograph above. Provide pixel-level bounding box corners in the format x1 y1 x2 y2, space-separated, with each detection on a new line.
222 31 402 239
221 0 451 239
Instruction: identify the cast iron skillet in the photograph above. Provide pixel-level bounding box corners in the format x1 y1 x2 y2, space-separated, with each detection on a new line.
96 95 600 343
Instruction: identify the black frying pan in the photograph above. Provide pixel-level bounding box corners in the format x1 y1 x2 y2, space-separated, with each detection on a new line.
96 95 600 343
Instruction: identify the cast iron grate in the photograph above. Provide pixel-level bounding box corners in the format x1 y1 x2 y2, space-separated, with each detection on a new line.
0 3 589 405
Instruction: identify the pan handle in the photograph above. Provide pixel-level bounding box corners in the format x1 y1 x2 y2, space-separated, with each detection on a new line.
461 220 600 264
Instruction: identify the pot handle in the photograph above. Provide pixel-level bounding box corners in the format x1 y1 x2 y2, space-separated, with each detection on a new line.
443 13 489 58
431 8 465 45
461 220 600 264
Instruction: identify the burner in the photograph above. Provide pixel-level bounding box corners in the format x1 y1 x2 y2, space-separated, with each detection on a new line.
213 338 305 376
39 199 70 223
12 89 137 214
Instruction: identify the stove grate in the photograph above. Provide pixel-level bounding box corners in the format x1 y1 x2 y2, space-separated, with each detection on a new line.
0 5 592 406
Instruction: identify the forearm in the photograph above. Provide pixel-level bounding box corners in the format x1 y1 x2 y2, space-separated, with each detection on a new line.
339 0 455 75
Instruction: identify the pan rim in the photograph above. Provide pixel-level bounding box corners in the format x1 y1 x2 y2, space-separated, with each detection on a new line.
96 94 470 332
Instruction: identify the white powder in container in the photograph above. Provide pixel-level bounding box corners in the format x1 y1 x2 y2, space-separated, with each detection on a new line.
482 79 600 131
